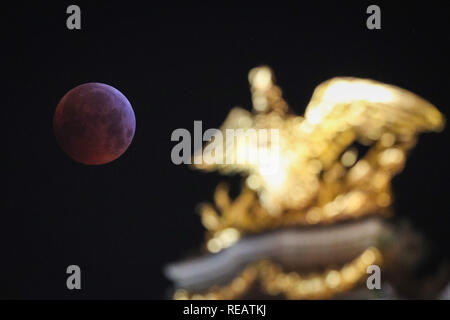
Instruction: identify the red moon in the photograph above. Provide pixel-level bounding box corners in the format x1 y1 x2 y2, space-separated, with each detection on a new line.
53 83 136 165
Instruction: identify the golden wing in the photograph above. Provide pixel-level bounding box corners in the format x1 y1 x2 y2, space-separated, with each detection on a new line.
303 77 444 169
282 77 446 222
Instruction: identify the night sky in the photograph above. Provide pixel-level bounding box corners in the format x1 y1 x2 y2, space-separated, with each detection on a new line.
2 2 449 298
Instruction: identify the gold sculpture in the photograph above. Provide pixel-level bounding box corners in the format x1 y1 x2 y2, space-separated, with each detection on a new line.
170 66 444 300
196 66 443 237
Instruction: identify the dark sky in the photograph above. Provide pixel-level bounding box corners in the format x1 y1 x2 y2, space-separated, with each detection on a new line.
2 2 449 298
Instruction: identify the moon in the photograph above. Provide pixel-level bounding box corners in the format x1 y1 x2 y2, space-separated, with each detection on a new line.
53 83 136 165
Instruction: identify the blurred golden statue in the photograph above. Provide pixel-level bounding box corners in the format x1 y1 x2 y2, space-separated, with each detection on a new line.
166 67 446 300
195 66 443 232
